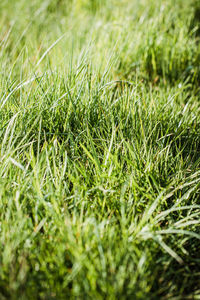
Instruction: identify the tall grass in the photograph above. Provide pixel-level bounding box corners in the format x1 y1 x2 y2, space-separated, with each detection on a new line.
0 0 200 299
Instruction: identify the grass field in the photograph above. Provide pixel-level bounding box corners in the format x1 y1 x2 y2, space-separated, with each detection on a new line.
0 0 200 299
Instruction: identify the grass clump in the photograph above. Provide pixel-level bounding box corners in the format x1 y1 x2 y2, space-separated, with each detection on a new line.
0 0 200 299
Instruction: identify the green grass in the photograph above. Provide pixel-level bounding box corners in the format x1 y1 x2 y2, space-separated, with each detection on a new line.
0 0 200 299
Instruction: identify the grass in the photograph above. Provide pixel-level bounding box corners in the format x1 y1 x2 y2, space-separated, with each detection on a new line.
0 0 200 299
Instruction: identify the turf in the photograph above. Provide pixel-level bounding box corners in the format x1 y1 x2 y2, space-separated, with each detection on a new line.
0 0 200 299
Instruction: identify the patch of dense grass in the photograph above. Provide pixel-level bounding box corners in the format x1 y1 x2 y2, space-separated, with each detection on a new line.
0 0 200 299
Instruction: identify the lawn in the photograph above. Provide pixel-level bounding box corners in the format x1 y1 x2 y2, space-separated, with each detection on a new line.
0 0 200 299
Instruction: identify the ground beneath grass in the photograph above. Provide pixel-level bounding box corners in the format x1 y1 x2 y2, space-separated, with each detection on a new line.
0 0 200 299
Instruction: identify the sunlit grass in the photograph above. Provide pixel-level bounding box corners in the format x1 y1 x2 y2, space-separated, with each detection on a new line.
0 0 200 299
